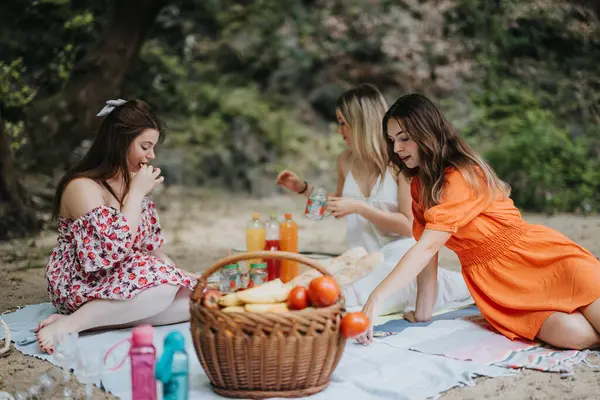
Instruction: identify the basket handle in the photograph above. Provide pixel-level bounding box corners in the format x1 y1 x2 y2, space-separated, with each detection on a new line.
191 250 339 302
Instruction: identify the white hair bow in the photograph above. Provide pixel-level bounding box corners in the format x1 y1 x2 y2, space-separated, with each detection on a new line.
96 99 128 117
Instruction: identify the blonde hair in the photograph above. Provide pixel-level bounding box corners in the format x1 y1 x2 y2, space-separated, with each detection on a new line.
383 93 511 209
336 84 390 182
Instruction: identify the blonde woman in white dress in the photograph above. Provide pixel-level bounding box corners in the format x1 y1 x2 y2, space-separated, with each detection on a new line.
276 84 472 315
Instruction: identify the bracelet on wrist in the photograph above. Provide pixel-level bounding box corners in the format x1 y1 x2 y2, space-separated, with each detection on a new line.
298 180 309 195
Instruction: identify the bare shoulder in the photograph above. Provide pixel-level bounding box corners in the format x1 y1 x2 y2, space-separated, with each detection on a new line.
64 177 104 194
61 178 106 219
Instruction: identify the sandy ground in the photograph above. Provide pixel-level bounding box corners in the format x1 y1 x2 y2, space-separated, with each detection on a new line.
1 186 600 399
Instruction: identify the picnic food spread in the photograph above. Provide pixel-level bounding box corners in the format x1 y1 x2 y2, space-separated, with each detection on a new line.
93 213 378 400
201 276 366 339
189 241 374 398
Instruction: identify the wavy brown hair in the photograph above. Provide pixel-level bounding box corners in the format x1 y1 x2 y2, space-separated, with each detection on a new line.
382 93 510 209
52 100 165 218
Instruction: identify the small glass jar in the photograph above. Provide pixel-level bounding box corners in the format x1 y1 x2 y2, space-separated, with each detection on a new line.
248 263 268 288
305 187 328 221
220 263 242 293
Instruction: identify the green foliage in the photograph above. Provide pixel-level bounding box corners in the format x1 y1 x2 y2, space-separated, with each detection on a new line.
443 0 600 212
455 81 600 214
0 0 106 96
64 10 94 30
0 0 105 167
0 59 37 107
160 81 333 189
49 44 77 81
2 0 599 210
0 59 36 151
5 121 28 151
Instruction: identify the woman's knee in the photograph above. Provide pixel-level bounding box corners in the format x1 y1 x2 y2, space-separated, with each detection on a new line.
173 286 192 302
138 284 180 304
561 326 599 350
539 312 600 350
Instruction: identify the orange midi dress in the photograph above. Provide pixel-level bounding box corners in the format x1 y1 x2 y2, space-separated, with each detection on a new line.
411 168 600 340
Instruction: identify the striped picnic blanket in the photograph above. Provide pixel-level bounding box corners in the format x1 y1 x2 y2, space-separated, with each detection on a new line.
374 306 600 374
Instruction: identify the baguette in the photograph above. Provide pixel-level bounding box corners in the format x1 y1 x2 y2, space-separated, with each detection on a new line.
236 280 292 304
245 303 289 313
222 306 246 313
219 292 244 307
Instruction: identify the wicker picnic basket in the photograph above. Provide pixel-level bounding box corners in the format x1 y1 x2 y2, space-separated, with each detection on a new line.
190 250 347 399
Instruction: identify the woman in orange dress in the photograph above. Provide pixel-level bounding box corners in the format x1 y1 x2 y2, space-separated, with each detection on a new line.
356 93 600 350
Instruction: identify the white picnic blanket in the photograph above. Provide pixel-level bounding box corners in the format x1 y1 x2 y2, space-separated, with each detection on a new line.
1 303 511 400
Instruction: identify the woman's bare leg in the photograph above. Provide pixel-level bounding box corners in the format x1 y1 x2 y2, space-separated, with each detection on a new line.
133 287 191 326
580 297 600 334
81 287 192 331
537 310 600 350
36 284 181 353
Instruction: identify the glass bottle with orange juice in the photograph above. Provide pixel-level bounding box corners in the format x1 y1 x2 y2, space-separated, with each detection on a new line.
279 212 299 283
246 213 265 265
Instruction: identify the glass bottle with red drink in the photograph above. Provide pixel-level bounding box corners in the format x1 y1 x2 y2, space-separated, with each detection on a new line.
264 213 281 281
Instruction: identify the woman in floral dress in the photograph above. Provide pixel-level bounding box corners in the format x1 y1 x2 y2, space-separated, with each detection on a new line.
36 99 197 354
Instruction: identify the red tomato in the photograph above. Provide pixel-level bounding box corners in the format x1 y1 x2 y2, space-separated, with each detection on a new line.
308 276 340 307
287 286 309 310
341 312 370 338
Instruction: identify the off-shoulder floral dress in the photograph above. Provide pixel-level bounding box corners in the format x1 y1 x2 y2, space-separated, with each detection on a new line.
46 197 196 314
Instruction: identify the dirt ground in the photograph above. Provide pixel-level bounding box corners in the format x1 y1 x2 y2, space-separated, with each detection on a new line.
1 186 600 399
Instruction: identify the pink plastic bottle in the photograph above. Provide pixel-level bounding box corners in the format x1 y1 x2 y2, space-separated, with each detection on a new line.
104 324 157 400
130 325 158 400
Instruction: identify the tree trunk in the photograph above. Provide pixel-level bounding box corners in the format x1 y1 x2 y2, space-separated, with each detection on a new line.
25 0 168 172
0 107 39 240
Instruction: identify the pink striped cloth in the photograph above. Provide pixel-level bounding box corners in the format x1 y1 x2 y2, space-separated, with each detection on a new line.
409 314 599 374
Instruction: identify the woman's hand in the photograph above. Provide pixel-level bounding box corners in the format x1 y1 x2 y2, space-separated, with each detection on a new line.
327 196 363 218
275 169 306 193
355 295 381 345
130 164 163 197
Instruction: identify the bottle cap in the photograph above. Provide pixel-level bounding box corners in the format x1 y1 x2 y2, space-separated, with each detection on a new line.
132 324 154 346
223 263 239 269
155 331 186 383
105 324 154 371
269 213 277 219
252 212 260 220
164 331 186 352
250 263 267 269
284 212 292 220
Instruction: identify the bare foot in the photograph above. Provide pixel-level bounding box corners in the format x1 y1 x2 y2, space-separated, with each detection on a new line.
36 315 75 354
34 313 62 332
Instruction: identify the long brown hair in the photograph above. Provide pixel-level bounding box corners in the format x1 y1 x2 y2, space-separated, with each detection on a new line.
382 93 510 209
336 84 389 182
52 100 165 218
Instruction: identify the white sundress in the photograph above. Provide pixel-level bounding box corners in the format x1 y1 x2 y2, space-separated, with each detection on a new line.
341 170 473 314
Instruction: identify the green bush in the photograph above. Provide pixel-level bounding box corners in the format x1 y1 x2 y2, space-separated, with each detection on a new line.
453 82 600 214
